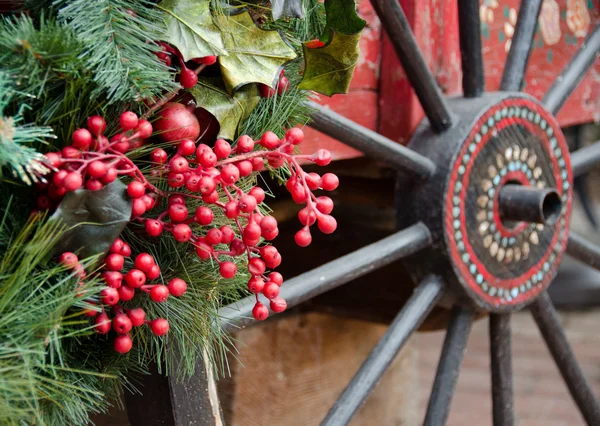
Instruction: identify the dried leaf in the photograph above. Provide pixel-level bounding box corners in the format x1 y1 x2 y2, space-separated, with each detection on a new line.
50 180 132 260
217 12 296 94
190 78 260 140
158 0 226 61
298 30 361 96
272 0 304 20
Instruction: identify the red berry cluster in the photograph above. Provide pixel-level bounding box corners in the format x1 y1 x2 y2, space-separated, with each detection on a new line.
35 112 153 211
155 42 217 90
258 70 290 98
60 240 186 354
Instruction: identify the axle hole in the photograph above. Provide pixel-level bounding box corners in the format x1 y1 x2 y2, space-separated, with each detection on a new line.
541 190 561 226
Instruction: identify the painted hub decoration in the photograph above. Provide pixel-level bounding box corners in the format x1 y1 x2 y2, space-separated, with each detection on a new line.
444 98 572 310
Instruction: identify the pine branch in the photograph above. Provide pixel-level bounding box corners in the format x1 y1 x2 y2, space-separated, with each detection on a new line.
55 0 179 104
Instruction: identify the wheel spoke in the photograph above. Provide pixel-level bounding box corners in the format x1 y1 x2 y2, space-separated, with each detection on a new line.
423 306 473 426
566 231 600 271
308 101 436 179
490 314 514 426
320 276 445 426
458 0 485 97
571 140 600 178
370 0 452 132
530 292 600 424
219 223 432 332
543 24 600 115
500 0 543 91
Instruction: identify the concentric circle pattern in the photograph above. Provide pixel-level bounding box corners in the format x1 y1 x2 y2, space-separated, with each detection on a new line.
445 98 572 310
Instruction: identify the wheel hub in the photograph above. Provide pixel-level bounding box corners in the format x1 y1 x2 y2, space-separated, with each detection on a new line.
400 93 573 311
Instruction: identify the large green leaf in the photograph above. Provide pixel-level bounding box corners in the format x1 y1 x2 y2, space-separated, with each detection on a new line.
158 0 226 61
298 30 361 96
322 0 365 42
190 78 261 140
217 12 296 94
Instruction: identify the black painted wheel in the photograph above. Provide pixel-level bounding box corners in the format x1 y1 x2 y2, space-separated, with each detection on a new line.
142 1 600 425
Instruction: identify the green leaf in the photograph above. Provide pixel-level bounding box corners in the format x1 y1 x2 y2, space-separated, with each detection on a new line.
50 180 132 261
189 78 260 140
321 0 365 42
298 30 361 96
157 0 227 61
272 0 304 20
217 12 297 94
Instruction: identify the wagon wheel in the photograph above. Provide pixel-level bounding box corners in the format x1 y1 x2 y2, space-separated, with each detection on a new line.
126 1 600 425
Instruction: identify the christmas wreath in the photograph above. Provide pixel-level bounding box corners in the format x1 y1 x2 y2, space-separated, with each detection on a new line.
0 0 365 424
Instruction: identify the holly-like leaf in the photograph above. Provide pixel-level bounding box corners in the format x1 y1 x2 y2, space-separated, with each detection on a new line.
322 0 366 41
157 0 226 61
50 180 132 260
272 0 304 20
298 30 361 96
217 12 296 94
190 77 260 140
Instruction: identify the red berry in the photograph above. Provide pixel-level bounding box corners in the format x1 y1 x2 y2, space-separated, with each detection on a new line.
295 228 312 247
72 128 92 150
173 223 192 242
224 201 239 219
87 116 106 135
252 302 269 320
305 39 325 48
118 284 135 301
120 242 131 257
45 152 63 168
243 222 261 244
141 194 155 210
168 278 187 297
120 111 139 131
249 187 265 203
195 206 214 225
198 176 216 194
260 246 278 263
220 226 235 244
170 156 189 173
154 103 200 142
316 196 334 214
102 271 123 288
125 269 146 288
114 334 133 354
247 277 265 293
63 172 83 191
220 164 239 185
101 287 120 305
94 313 111 334
135 119 153 139
248 258 266 276
277 76 290 95
85 178 102 191
236 135 254 153
131 198 147 217
251 157 264 171
167 172 185 188
198 55 217 65
101 167 117 184
298 207 317 226
180 68 198 89
219 261 237 279
59 252 79 268
290 184 306 204
105 253 124 271
236 160 253 177
263 281 280 299
239 194 257 213
178 139 196 156
265 253 282 269
260 131 280 149
150 285 169 302
318 215 337 234
268 272 283 286
312 149 332 166
259 84 276 98
151 148 168 164
36 194 51 210
128 308 146 327
305 172 321 190
151 318 170 336
113 314 133 334
195 240 213 260
185 175 200 192
169 194 186 205
134 253 155 273
62 146 81 159
285 127 304 145
52 170 68 187
83 303 98 317
270 297 287 313
88 160 107 178
203 191 219 204
206 228 223 245
147 264 161 280
127 181 145 198
321 173 339 191
260 216 278 233
169 203 188 222
214 139 232 159
145 219 163 237
110 239 124 253
230 239 245 256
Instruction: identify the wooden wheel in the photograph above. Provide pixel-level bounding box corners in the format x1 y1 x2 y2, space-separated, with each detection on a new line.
127 1 600 425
